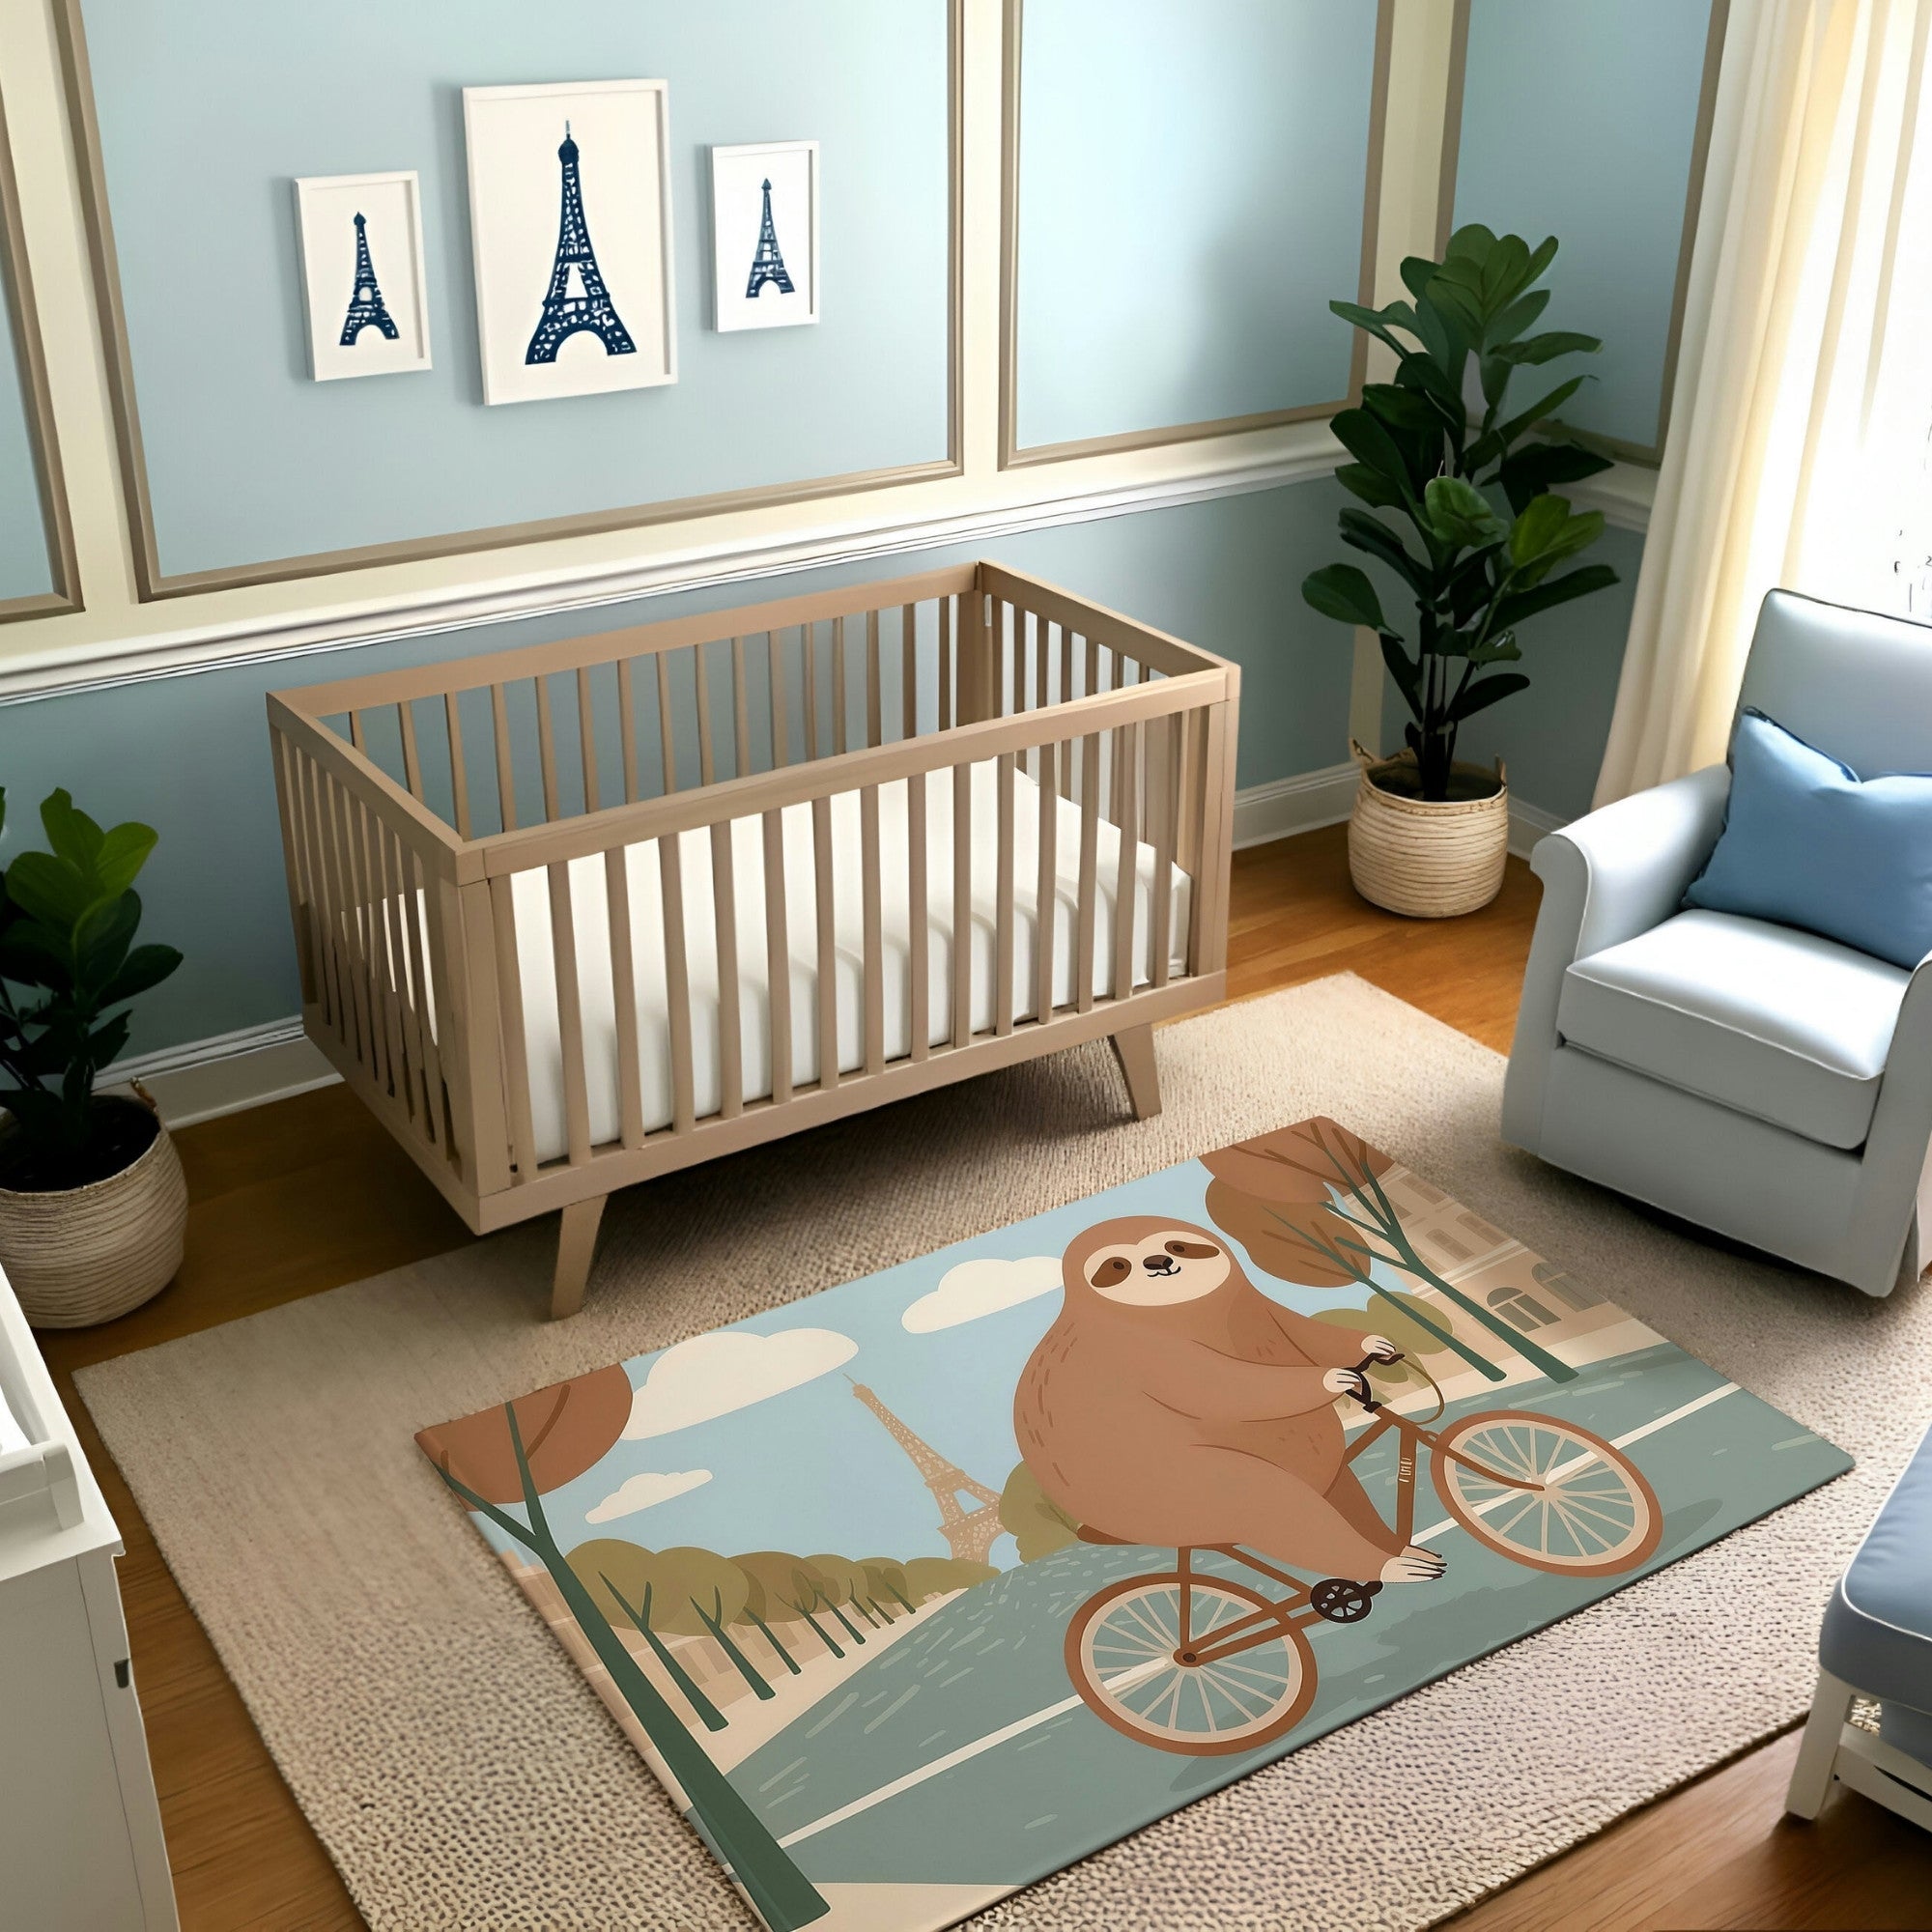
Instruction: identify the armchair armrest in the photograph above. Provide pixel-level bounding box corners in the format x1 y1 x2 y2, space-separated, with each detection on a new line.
1502 764 1730 1151
1847 946 1932 1291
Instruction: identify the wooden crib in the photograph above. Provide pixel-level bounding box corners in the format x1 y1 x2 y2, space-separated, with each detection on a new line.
266 562 1237 1318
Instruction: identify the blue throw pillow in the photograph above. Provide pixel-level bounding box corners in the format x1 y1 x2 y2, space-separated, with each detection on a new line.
1683 708 1932 969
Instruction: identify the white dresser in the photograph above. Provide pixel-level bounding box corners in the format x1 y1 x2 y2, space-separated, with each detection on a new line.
0 1271 177 1929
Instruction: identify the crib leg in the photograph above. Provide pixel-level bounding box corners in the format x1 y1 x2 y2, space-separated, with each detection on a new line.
550 1195 609 1321
1109 1024 1161 1121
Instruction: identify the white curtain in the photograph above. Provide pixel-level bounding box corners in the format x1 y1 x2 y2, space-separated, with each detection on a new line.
1594 0 1932 807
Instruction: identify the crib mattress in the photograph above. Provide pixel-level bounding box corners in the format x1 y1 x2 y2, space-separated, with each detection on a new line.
460 760 1191 1165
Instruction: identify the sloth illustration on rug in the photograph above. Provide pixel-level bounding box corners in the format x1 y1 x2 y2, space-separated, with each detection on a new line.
418 1116 1852 1932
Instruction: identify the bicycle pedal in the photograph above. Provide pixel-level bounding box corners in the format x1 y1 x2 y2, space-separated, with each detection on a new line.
1309 1577 1378 1623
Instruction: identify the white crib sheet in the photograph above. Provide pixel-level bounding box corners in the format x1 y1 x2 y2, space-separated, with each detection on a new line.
421 760 1190 1164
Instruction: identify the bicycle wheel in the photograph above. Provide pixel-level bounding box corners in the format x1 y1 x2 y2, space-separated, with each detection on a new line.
1433 1409 1662 1577
1065 1573 1317 1756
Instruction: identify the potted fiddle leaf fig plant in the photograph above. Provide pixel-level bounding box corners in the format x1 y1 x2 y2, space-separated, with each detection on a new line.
1303 224 1621 916
0 788 186 1326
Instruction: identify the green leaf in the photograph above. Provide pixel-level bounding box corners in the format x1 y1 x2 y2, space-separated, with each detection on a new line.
1328 299 1408 356
1444 223 1496 264
73 891 139 987
1481 233 1532 312
4 851 91 930
1399 255 1438 302
99 943 182 1008
1508 493 1572 565
1497 439 1614 514
1339 509 1432 597
1330 407 1414 492
1466 630 1524 665
1424 475 1507 550
39 789 104 875
1302 564 1389 632
85 1009 131 1073
1360 383 1441 434
1492 561 1620 630
1523 235 1560 285
1335 462 1406 510
1450 673 1530 722
1496 330 1601 367
1379 634 1423 715
1488 288 1550 346
92 821 158 897
1492 374 1587 448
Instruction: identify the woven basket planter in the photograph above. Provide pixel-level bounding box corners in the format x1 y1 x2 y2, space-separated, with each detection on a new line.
0 1098 187 1328
1347 740 1510 919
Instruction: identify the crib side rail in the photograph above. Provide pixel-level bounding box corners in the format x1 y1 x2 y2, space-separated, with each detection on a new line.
268 702 504 1208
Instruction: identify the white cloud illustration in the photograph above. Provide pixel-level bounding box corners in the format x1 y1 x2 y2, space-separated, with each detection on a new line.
622 1326 858 1438
585 1468 712 1523
901 1254 1063 1333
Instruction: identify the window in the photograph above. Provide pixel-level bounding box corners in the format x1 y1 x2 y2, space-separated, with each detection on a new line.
1487 1285 1557 1332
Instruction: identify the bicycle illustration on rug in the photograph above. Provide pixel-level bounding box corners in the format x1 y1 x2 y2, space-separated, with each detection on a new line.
1063 1348 1661 1754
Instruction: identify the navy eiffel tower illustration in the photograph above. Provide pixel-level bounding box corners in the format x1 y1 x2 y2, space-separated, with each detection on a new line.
339 213 400 346
526 122 637 365
745 177 795 298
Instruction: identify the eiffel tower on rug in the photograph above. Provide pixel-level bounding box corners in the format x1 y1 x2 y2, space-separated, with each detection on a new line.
849 1380 1004 1565
745 178 795 298
526 122 637 366
339 213 400 347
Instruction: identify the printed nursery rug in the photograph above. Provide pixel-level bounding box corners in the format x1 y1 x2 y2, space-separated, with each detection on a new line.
417 1119 1851 1932
72 977 1932 1932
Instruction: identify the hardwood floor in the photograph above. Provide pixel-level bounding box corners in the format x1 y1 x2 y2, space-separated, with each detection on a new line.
31 824 1932 1930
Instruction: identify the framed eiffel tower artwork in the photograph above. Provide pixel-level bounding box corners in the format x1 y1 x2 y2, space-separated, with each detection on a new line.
292 172 432 382
712 140 821 333
463 80 677 406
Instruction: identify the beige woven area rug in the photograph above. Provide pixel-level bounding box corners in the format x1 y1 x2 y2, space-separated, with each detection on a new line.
77 976 1930 1932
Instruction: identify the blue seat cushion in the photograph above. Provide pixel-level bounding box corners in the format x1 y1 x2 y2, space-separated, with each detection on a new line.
1685 708 1932 971
1821 1419 1932 1711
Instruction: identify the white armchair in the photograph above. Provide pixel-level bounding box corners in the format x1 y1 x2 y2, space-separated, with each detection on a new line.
1503 590 1932 1298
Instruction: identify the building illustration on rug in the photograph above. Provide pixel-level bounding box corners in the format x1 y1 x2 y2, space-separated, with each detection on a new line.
419 1118 1853 1932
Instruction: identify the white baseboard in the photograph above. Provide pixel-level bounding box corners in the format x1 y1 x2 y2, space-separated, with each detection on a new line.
1231 762 1359 849
104 1019 339 1130
104 769 1569 1130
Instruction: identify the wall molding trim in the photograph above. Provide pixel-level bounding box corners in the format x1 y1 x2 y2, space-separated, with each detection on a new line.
1508 794 1570 858
0 439 1343 703
1231 761 1359 849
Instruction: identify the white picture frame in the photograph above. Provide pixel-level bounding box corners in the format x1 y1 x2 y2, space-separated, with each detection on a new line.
710 140 820 332
462 79 676 406
294 171 432 382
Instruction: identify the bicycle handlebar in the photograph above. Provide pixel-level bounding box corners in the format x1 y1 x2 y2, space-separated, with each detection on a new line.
1346 1350 1405 1414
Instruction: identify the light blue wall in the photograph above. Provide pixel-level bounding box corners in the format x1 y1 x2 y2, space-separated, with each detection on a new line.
1380 523 1644 822
80 0 952 577
1014 0 1377 449
1452 0 1715 451
0 482 1351 1054
0 246 54 601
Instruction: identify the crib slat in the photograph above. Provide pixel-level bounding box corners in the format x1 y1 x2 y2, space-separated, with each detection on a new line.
861 784 884 1072
618 658 641 802
328 780 379 1076
655 652 678 795
490 684 518 832
299 758 345 1041
994 752 1015 1037
576 666 600 813
604 846 645 1149
659 834 696 1133
812 795 838 1092
399 702 425 800
535 676 561 822
489 873 539 1179
1009 604 1023 720
281 745 328 1024
901 604 918 741
732 637 752 778
396 831 443 1146
768 632 788 769
1075 729 1100 1014
763 809 793 1104
866 610 882 750
444 693 473 838
1059 627 1076 797
952 760 973 1046
361 801 409 1104
908 770 929 1063
1035 736 1058 1023
1112 722 1140 1001
1151 711 1178 988
939 597 953 732
804 623 821 760
547 863 592 1164
713 822 743 1120
695 643 717 788
349 710 369 753
833 616 848 755
1034 611 1049 716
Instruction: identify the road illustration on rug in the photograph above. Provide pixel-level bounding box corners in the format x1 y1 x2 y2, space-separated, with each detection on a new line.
418 1117 1852 1932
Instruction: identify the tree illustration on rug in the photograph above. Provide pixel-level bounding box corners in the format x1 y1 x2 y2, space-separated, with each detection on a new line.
1202 1117 1577 1383
415 1370 829 1931
565 1539 728 1731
